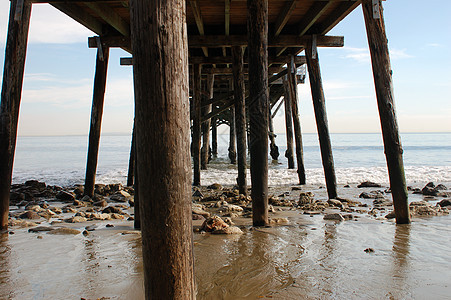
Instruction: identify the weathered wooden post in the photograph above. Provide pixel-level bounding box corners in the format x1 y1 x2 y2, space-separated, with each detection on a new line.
127 124 135 187
232 46 248 196
201 74 214 169
306 37 337 199
129 0 195 298
362 0 410 224
228 107 237 164
133 148 140 229
283 78 295 169
248 0 269 226
0 0 32 231
193 64 202 185
211 116 218 157
84 45 109 198
288 58 306 185
268 111 279 160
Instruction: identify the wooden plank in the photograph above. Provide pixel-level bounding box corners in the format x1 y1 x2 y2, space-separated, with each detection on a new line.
273 0 297 36
52 3 103 34
362 0 409 224
315 1 361 34
189 0 208 57
305 39 337 199
0 0 32 231
129 0 195 298
248 0 269 227
90 35 344 49
85 2 130 36
84 46 110 198
189 54 306 65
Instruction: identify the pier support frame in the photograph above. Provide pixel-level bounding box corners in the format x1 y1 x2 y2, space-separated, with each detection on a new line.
288 59 306 185
306 39 337 199
84 45 109 198
362 0 410 224
283 79 295 169
232 46 248 196
129 0 195 298
0 0 32 231
248 0 269 226
211 117 218 157
192 64 202 185
127 124 135 187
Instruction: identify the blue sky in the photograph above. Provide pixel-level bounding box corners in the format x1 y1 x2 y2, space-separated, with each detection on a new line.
0 1 450 136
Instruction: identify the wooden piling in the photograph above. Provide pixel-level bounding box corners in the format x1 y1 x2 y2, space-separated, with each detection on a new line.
211 116 218 157
268 110 279 160
306 40 337 199
193 64 202 185
129 0 195 298
228 107 237 164
201 74 214 170
127 124 135 187
288 59 306 185
133 148 140 229
232 46 247 196
0 0 32 231
283 78 295 169
362 0 410 224
248 0 269 226
84 46 109 198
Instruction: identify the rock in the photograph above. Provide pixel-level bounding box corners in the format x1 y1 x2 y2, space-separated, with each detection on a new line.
422 186 438 196
298 192 314 205
80 195 92 202
25 180 46 189
268 205 276 213
359 191 385 199
88 213 111 221
49 207 62 214
106 224 114 228
56 191 76 201
85 224 98 231
62 206 78 213
73 186 84 198
25 204 44 212
223 217 234 225
291 186 302 191
192 189 204 198
73 199 88 207
111 213 126 220
10 191 25 202
357 181 382 188
8 219 37 227
128 198 135 207
222 204 244 212
18 211 41 220
102 206 123 214
385 211 396 219
208 183 223 190
93 200 108 207
110 190 131 202
323 213 344 221
47 228 81 235
82 230 89 236
438 199 451 207
436 184 447 190
212 226 243 235
364 248 375 253
192 213 205 220
269 217 289 224
373 198 393 207
327 199 344 208
38 210 54 219
28 226 53 233
201 216 229 232
65 216 87 223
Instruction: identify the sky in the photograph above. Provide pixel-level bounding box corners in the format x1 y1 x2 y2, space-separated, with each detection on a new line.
0 1 450 136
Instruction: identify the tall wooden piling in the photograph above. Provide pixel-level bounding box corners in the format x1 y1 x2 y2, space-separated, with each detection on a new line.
288 59 306 185
211 116 218 157
0 0 32 231
133 149 140 229
84 46 109 198
268 111 279 160
283 78 295 169
248 0 269 226
127 124 135 187
129 0 195 298
201 74 214 170
228 107 237 164
306 39 337 199
193 64 202 185
362 0 410 224
232 46 247 196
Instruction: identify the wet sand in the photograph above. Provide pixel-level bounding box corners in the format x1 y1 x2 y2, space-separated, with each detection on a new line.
1 184 450 299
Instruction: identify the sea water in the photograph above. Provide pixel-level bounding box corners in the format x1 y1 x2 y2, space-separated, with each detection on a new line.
12 132 451 187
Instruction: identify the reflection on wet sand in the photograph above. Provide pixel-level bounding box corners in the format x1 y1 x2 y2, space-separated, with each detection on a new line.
0 233 14 300
388 224 411 299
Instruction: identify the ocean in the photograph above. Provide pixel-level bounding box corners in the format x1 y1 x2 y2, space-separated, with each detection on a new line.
12 132 451 188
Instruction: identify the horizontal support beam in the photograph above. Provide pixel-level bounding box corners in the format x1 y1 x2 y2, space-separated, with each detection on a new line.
90 35 343 51
121 55 305 66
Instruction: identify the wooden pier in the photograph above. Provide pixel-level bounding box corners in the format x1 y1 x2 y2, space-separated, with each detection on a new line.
1 0 411 298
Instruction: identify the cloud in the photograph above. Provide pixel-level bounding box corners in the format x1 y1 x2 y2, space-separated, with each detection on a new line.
343 47 413 63
0 3 93 45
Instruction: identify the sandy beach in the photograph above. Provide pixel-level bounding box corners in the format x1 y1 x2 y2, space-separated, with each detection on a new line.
1 180 450 299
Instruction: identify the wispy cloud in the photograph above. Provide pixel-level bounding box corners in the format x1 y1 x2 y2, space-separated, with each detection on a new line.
343 47 413 63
